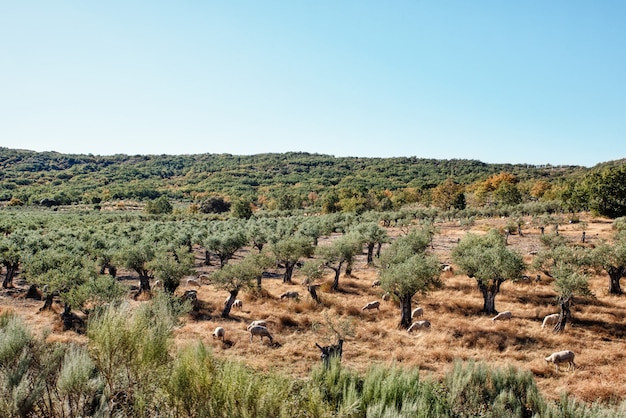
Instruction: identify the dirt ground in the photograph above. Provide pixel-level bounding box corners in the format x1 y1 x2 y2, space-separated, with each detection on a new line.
2 213 624 404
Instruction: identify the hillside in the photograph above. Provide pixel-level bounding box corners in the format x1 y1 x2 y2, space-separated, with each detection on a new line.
0 147 587 207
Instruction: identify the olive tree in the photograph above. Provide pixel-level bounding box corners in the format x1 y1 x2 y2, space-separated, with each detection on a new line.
378 228 441 328
148 246 195 294
210 253 271 318
452 230 525 315
0 232 25 289
591 231 626 295
270 236 314 283
317 233 363 291
204 229 247 268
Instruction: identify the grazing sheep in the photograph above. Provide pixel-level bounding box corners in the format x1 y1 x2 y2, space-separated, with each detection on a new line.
382 292 391 301
442 264 453 272
408 320 431 332
152 279 163 288
249 325 273 344
542 313 560 329
545 350 576 371
411 307 424 319
371 280 381 287
361 301 380 311
247 320 267 329
280 291 299 300
212 326 225 341
492 311 512 321
232 299 243 309
186 277 201 287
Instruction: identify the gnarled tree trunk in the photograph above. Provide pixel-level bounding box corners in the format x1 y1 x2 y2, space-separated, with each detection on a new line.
2 262 18 289
608 266 625 295
477 278 504 315
398 293 413 329
222 289 239 318
283 260 296 283
553 298 572 334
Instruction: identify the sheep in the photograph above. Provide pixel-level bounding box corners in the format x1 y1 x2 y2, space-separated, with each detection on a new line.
492 311 512 321
408 320 431 332
442 264 453 272
186 277 201 287
280 291 299 300
247 320 267 329
371 280 381 287
411 307 424 319
232 299 243 309
212 326 225 341
249 325 273 344
542 313 560 329
152 279 163 288
361 301 380 311
382 292 391 301
544 350 576 371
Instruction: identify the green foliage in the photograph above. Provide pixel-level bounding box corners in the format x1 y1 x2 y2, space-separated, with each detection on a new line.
452 230 525 314
148 246 195 293
584 164 626 218
144 196 173 214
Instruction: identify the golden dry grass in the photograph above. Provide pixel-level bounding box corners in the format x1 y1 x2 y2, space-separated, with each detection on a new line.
3 213 626 403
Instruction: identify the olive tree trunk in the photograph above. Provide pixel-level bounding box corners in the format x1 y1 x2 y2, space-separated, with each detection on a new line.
222 289 239 318
553 298 572 334
477 279 504 315
608 266 625 295
398 293 413 329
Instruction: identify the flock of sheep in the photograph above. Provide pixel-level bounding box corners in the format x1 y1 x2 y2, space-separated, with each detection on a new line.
200 258 575 375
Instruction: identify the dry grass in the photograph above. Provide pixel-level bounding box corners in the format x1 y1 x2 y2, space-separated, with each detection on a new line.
2 213 626 404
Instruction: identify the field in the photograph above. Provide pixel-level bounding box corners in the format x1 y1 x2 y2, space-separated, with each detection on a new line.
2 213 625 404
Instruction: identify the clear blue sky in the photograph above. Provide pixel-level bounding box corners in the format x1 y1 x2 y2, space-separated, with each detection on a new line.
1 1 625 167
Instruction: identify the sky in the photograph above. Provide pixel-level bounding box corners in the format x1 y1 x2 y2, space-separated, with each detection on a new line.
1 1 625 167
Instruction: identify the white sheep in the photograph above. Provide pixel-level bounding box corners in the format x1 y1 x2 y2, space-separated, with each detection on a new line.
152 279 163 288
382 292 391 301
212 326 225 341
492 311 512 321
247 320 267 329
408 320 431 332
232 299 243 309
442 264 453 272
280 291 299 300
542 313 560 329
411 307 424 319
544 350 576 371
249 325 273 344
362 301 380 311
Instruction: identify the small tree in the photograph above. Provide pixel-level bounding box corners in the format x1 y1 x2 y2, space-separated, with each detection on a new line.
379 228 442 328
271 236 314 283
301 260 326 303
351 222 389 265
117 242 156 297
551 262 593 333
591 231 626 295
452 230 525 315
148 246 195 294
0 233 23 289
317 234 363 291
210 253 270 318
380 252 442 328
144 196 173 215
204 230 247 268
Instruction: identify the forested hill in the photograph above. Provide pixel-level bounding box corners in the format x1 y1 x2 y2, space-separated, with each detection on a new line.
0 147 589 207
